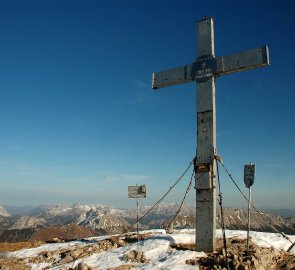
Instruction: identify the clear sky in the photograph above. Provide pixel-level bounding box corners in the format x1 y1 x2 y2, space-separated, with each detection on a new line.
0 0 294 209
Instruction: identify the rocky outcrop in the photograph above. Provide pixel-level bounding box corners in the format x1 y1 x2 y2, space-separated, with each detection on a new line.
186 238 295 270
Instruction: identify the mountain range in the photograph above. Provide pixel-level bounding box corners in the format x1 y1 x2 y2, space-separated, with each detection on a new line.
0 203 294 243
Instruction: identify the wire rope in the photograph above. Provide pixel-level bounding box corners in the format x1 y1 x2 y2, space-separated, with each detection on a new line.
217 157 294 246
128 158 194 231
216 159 229 270
166 169 195 229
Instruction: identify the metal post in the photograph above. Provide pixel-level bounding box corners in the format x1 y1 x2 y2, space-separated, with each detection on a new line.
136 199 139 247
247 186 251 252
244 162 255 252
128 184 147 251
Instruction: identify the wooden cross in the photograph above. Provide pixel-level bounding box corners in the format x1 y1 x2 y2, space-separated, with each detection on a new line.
152 17 269 252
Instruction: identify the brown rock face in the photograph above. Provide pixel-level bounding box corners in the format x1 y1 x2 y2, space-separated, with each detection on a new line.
29 224 96 242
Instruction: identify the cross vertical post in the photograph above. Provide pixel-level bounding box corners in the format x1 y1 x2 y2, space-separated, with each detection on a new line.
195 17 216 252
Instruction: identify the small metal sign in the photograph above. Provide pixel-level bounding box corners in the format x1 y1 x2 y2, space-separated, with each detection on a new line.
244 163 255 188
128 185 147 198
193 55 217 83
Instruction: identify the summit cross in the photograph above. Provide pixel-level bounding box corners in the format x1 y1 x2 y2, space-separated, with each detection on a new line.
152 17 269 252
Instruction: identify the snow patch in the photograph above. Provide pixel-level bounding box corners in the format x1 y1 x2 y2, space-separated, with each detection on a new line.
6 229 295 270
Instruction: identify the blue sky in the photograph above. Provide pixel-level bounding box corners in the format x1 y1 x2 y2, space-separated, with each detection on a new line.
0 0 294 209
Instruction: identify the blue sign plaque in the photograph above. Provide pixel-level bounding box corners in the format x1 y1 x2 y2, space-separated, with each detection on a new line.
244 164 255 188
193 55 217 83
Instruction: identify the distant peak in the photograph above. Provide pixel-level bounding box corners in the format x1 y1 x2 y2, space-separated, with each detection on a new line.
0 206 11 217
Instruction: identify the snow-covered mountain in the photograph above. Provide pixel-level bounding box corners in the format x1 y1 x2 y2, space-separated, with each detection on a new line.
0 206 10 217
77 208 130 234
1 203 295 243
11 216 46 230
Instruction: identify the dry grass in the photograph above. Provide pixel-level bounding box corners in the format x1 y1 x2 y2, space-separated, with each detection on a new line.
0 241 44 252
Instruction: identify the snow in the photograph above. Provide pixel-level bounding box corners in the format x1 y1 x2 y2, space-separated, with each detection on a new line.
220 229 295 252
6 229 295 270
31 263 51 270
7 241 88 259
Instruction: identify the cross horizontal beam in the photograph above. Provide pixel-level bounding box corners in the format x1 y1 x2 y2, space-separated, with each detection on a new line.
216 46 270 77
152 46 269 90
152 64 193 90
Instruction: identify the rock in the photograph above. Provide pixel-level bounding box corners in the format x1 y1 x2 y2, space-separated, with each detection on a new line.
70 248 84 258
186 237 295 270
75 262 91 270
123 250 148 263
107 265 133 270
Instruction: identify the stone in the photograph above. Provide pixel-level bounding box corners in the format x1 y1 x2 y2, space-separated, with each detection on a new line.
107 265 133 270
123 250 148 263
73 262 93 270
70 248 84 259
